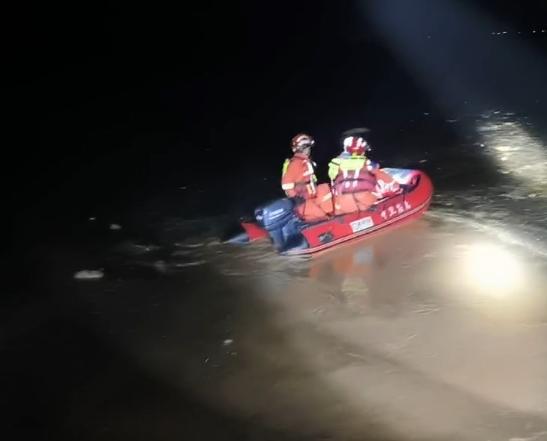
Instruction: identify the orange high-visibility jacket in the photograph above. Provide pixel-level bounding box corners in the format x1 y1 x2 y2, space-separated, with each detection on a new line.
281 153 318 199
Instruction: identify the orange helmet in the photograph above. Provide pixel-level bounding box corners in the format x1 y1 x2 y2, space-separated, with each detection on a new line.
291 133 315 152
343 136 370 156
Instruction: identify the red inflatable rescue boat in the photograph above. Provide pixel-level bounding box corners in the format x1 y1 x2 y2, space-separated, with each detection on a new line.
228 168 433 255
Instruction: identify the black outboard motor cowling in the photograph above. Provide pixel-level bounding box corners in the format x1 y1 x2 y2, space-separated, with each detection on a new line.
255 198 294 229
255 198 305 251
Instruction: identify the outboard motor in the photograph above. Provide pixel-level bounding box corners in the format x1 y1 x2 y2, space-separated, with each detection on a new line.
255 198 304 251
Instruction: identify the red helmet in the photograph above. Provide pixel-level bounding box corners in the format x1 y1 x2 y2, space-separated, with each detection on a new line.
291 133 315 152
343 136 370 156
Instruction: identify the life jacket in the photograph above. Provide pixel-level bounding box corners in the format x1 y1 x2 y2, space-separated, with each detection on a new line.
333 191 377 215
295 183 334 221
281 153 318 199
371 169 401 198
329 156 376 195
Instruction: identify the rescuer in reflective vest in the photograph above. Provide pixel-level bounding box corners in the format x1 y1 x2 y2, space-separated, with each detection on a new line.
281 133 333 221
328 136 399 215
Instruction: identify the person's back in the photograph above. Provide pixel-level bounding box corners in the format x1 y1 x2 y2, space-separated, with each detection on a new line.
281 133 318 200
329 155 377 195
281 133 333 221
329 135 394 214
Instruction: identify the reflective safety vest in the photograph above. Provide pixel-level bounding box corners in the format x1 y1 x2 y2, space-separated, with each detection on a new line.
328 156 376 195
281 153 318 198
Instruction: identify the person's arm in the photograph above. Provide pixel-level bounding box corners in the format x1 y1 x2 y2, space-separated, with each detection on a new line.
282 159 301 197
328 159 340 182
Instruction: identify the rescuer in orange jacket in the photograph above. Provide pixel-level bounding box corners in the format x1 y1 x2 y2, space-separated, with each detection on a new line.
281 133 333 221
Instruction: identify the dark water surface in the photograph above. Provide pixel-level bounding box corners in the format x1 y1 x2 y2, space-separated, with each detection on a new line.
4 107 547 440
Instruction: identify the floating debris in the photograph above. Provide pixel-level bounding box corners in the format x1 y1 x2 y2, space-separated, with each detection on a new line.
154 260 168 273
74 270 104 280
175 260 206 268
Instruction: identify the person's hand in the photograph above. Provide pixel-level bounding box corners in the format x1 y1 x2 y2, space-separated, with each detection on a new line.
366 159 380 170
